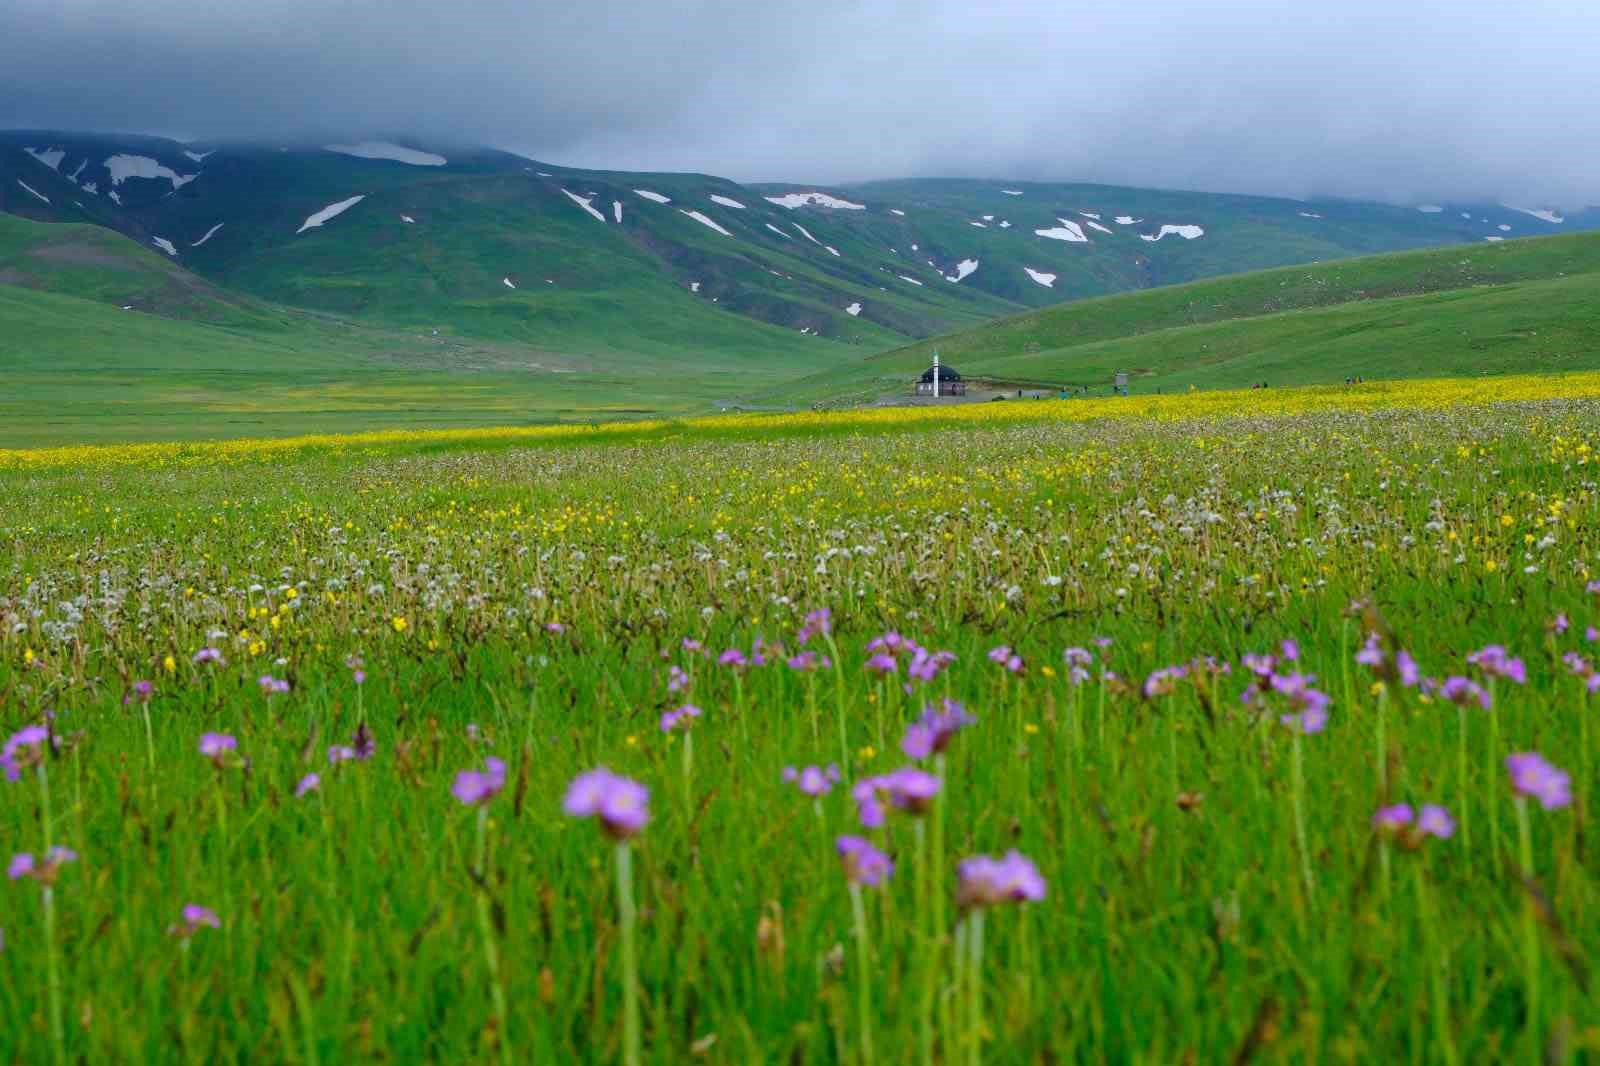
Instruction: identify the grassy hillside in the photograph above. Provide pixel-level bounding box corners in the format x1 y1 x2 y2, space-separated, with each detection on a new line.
768 231 1600 403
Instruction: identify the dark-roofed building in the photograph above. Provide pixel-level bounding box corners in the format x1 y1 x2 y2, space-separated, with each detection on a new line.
915 356 965 396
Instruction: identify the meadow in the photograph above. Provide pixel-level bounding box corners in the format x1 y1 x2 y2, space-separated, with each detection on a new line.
3 378 1599 1063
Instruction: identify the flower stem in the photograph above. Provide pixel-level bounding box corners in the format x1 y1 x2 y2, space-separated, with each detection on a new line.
967 909 985 1066
1516 797 1540 1053
1486 683 1501 870
474 807 512 1066
616 841 641 1066
1457 705 1473 868
1413 860 1458 1066
849 881 874 1066
1292 732 1315 902
825 635 849 775
915 820 934 1066
38 764 65 1066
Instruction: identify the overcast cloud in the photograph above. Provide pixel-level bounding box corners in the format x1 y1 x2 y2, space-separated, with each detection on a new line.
2 0 1595 205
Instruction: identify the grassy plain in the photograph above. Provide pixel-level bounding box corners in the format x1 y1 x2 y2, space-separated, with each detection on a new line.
3 377 1599 1062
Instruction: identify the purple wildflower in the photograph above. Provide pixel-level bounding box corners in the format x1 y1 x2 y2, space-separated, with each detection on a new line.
1062 646 1094 684
1562 652 1600 694
2 725 48 781
563 767 650 838
345 654 366 685
797 608 832 645
170 903 221 937
659 704 702 733
295 772 321 798
1143 664 1189 699
6 853 34 881
956 851 1046 908
717 649 748 668
836 835 893 886
125 680 155 705
1372 804 1415 830
192 647 225 666
864 653 898 676
1506 753 1572 810
666 665 690 693
452 756 507 806
786 650 832 672
783 764 842 796
198 732 237 763
258 674 290 696
987 645 1024 674
907 647 957 683
8 847 76 885
1468 644 1527 684
901 699 976 759
351 721 375 760
852 767 941 826
866 631 913 655
327 745 357 765
1272 672 1331 734
1552 613 1570 635
1416 805 1456 839
1437 676 1491 710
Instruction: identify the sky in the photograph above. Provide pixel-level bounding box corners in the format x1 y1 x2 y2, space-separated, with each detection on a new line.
1 0 1595 206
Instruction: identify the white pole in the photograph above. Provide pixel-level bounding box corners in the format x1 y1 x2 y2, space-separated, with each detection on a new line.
932 351 940 398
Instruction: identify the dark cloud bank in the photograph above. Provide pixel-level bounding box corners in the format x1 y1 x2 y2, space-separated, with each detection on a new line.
2 0 1595 205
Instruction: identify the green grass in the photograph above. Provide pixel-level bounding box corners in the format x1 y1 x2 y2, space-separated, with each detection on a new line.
1 392 1598 1062
774 231 1600 403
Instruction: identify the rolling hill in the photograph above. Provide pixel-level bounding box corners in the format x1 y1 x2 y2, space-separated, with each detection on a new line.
5 130 1594 361
767 231 1600 405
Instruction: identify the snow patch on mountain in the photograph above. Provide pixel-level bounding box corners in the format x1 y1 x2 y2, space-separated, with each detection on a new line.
109 190 121 204
16 179 49 204
1139 224 1205 241
400 214 415 223
1113 216 1141 225
67 160 87 184
1085 220 1113 234
1078 211 1101 220
889 208 906 216
764 191 865 210
998 220 1011 228
845 302 862 316
680 209 732 236
503 277 517 289
1498 224 1511 231
105 154 198 191
1416 204 1443 213
1001 189 1023 196
296 195 366 234
793 222 821 245
24 147 65 170
945 258 978 282
325 141 447 166
191 223 224 247
634 189 671 203
764 222 793 239
824 245 841 257
969 221 987 228
613 200 623 223
151 237 178 256
1485 236 1505 242
1024 267 1056 287
709 194 746 209
183 149 214 164
898 275 924 286
1035 218 1088 243
690 281 701 293
562 189 607 222
1503 205 1564 224
1299 212 1322 219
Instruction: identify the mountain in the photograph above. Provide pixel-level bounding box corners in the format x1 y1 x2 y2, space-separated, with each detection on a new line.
765 230 1600 405
5 130 1595 360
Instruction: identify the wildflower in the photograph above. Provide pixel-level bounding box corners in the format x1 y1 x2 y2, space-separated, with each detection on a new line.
852 766 940 826
2 725 48 782
1551 613 1570 635
295 772 321 798
659 704 702 733
956 851 1046 908
666 665 690 693
198 732 237 764
906 647 957 683
124 680 154 705
1436 675 1491 710
452 756 507 806
987 645 1024 674
796 608 832 645
169 903 221 937
192 647 225 666
866 631 913 655
836 836 893 886
1372 804 1414 831
1467 644 1527 684
1416 805 1456 838
257 674 290 696
681 637 706 655
7 847 76 885
328 745 357 764
786 650 832 672
1562 652 1600 693
1272 673 1331 734
351 721 375 760
345 654 366 685
391 616 408 633
1062 646 1094 684
717 649 748 668
1505 753 1572 810
901 699 975 759
163 654 177 675
864 653 898 676
1142 664 1189 699
783 764 842 796
563 767 650 838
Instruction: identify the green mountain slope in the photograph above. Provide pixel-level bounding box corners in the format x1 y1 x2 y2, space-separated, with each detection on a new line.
767 231 1600 404
6 131 1595 363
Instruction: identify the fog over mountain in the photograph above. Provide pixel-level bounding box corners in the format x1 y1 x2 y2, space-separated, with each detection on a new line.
2 0 1595 206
